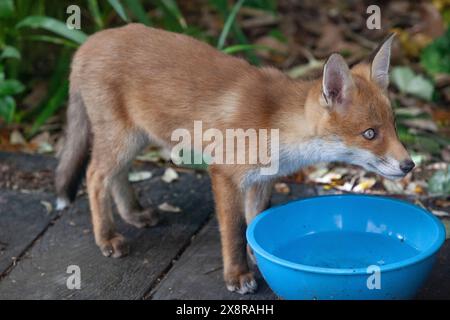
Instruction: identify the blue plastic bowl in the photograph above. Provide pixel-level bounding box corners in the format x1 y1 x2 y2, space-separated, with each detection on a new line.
246 195 446 300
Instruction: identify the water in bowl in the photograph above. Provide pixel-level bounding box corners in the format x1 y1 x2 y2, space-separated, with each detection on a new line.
273 231 420 269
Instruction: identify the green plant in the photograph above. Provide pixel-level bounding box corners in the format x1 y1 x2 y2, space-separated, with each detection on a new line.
0 0 24 124
0 0 280 134
0 49 24 123
0 0 147 133
391 66 434 101
428 165 450 195
421 27 450 75
211 0 264 64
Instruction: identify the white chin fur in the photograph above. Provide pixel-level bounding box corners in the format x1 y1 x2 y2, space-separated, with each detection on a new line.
242 138 405 187
378 173 406 181
56 197 70 211
365 157 405 179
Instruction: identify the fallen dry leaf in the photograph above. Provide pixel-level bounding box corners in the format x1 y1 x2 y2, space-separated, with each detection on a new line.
435 199 450 208
412 2 445 38
128 171 153 182
40 200 53 214
158 202 181 213
431 209 450 217
254 36 288 59
395 107 425 117
353 178 377 193
307 165 330 181
401 119 438 132
314 172 343 184
30 131 54 154
10 130 26 145
414 199 427 210
274 182 290 194
382 179 404 194
136 150 163 163
432 109 450 127
335 176 357 192
405 181 426 195
161 167 179 183
442 147 450 163
392 27 432 58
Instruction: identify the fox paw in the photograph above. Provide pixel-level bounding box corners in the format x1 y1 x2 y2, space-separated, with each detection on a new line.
225 272 258 295
98 234 129 258
124 208 159 228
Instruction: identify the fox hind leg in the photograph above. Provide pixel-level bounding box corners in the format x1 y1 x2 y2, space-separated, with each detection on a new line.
111 169 159 228
86 154 128 258
87 128 155 258
108 129 159 228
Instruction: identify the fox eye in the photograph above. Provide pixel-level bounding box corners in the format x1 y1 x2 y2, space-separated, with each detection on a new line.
362 128 376 140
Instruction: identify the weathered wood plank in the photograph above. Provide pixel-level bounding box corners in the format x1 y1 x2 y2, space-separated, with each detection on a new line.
0 151 56 172
0 152 55 192
0 168 213 299
150 218 277 300
0 190 56 275
151 184 317 300
417 240 450 300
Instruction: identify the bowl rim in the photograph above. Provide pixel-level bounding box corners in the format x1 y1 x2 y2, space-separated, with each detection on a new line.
246 194 446 275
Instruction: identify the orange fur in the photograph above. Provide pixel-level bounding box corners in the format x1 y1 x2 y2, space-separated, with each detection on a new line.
55 25 412 294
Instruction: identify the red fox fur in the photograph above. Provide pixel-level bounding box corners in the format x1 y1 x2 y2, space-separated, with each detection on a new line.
55 24 413 294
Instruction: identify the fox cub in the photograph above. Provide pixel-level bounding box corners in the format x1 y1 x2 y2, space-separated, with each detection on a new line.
55 24 414 294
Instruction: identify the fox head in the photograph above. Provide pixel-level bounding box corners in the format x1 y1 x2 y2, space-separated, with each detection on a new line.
314 34 414 179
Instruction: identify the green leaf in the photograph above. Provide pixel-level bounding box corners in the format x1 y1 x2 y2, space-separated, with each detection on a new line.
23 50 71 131
0 96 16 123
88 0 104 29
124 0 152 25
414 135 441 155
222 43 282 54
24 35 79 48
268 29 287 43
212 0 260 64
158 0 187 30
244 0 276 12
0 0 14 19
217 0 245 50
30 80 68 135
0 79 25 96
16 16 88 45
421 28 450 75
108 0 129 22
391 66 415 92
0 45 21 60
396 124 416 145
428 166 450 195
391 66 434 101
406 75 434 101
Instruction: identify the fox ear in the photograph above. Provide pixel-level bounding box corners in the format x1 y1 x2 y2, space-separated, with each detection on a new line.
322 53 354 108
371 33 395 90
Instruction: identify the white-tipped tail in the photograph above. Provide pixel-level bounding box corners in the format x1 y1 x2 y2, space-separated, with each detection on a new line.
56 197 70 211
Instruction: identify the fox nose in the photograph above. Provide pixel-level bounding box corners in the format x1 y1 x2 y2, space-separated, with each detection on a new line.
400 159 415 174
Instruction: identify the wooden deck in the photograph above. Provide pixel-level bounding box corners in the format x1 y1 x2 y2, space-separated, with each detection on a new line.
0 151 448 300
